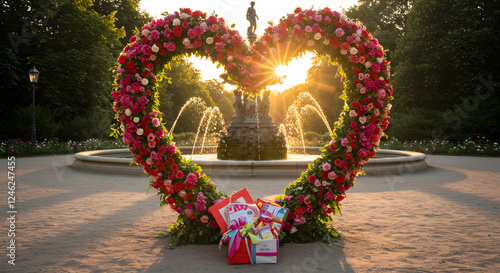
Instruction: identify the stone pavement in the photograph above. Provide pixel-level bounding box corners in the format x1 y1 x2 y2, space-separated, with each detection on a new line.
1 154 499 272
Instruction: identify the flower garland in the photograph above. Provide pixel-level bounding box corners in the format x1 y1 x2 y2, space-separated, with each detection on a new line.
111 7 393 246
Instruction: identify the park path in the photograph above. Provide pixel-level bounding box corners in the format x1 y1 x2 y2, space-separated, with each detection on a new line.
1 154 499 272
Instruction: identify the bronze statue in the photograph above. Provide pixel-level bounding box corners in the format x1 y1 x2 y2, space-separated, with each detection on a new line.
246 1 259 35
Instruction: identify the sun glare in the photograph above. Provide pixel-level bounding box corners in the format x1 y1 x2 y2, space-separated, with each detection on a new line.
268 53 314 93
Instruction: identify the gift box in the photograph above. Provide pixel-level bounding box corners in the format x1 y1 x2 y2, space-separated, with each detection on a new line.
227 238 278 264
208 188 255 233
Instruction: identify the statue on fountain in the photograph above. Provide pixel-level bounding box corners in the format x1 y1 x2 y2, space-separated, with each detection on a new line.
217 74 287 160
246 1 258 46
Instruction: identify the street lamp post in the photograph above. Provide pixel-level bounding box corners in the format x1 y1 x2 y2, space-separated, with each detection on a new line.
29 67 40 144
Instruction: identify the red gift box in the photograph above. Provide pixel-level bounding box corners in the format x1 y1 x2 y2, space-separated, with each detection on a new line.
227 238 252 264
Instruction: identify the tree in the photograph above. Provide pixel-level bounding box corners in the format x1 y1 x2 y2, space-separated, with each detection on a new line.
157 59 215 133
344 0 413 64
1 0 126 141
204 79 235 123
391 0 500 140
92 0 151 46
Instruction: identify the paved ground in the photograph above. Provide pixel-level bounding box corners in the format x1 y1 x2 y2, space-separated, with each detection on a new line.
1 153 499 272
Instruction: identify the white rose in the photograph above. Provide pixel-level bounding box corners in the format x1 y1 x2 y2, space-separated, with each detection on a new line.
200 22 208 30
133 117 140 123
125 108 132 116
340 13 347 20
180 13 188 20
120 124 125 132
323 39 330 45
136 128 144 135
349 110 358 117
379 76 385 81
374 109 380 117
388 103 393 110
151 44 159 53
356 30 362 36
182 38 191 46
141 78 149 85
206 37 214 44
349 47 358 55
227 55 234 62
365 61 372 68
359 116 367 124
377 57 383 63
141 29 150 37
172 19 181 26
340 49 348 55
314 33 322 40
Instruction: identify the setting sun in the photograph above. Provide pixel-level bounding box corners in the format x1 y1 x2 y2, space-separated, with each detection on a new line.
267 53 314 92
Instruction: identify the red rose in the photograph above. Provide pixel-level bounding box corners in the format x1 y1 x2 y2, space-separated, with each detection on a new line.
370 71 378 79
317 192 324 199
186 193 195 200
283 222 293 231
192 10 202 18
321 171 328 179
173 182 183 192
294 7 302 14
167 157 174 164
344 153 352 160
182 22 189 28
351 101 361 109
349 141 359 149
129 35 137 43
185 183 195 191
126 62 136 73
370 116 378 123
329 35 337 42
341 42 350 51
172 26 183 37
181 8 192 14
336 196 345 203
209 221 219 228
331 41 341 48
335 175 345 183
294 206 305 217
334 158 343 166
170 163 178 172
364 97 372 105
353 68 360 74
117 55 128 64
157 179 164 188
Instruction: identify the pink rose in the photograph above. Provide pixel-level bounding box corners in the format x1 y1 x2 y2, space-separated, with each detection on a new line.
200 215 209 223
335 28 345 37
325 189 335 201
322 162 331 171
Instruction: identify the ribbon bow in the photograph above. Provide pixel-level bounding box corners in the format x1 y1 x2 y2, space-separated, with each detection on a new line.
219 216 250 258
240 222 259 245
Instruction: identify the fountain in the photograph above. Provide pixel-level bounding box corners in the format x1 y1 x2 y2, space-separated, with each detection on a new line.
73 92 429 177
217 89 287 160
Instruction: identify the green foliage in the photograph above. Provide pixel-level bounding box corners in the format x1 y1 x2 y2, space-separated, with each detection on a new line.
0 0 147 142
92 0 151 46
1 138 125 157
157 59 215 132
391 0 500 141
0 105 61 141
344 0 413 64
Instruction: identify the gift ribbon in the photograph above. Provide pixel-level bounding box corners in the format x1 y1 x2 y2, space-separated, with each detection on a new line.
219 216 248 259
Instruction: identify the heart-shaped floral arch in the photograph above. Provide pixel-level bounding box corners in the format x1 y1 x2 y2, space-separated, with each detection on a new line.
111 7 392 246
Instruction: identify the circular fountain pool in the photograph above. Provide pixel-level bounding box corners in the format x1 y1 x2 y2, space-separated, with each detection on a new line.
72 146 428 177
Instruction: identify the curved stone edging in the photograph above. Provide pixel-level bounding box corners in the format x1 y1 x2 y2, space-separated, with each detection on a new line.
72 148 428 177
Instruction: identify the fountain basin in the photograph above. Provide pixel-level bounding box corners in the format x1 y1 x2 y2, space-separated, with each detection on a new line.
72 147 428 177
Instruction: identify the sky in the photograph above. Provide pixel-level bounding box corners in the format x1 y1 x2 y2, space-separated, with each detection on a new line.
139 0 359 91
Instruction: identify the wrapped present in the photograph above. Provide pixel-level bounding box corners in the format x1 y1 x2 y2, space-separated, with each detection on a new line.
226 237 279 264
208 188 255 233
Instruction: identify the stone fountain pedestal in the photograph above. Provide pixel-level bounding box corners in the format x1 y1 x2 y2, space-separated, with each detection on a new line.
217 90 287 160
